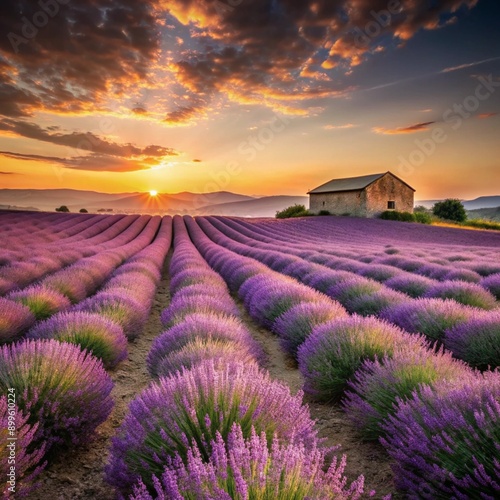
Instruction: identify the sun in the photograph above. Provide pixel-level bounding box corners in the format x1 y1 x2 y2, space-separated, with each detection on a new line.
149 190 158 196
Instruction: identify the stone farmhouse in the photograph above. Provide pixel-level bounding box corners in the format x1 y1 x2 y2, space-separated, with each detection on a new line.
308 172 415 217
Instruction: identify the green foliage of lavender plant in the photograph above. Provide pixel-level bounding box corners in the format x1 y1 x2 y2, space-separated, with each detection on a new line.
343 348 470 440
298 316 427 402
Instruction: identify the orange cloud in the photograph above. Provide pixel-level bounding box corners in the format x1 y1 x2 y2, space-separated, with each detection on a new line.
373 121 436 135
477 112 498 119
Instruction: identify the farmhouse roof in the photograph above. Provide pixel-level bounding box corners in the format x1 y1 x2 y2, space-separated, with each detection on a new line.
307 172 415 194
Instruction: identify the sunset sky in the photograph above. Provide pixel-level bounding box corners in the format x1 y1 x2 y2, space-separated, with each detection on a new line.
0 0 499 200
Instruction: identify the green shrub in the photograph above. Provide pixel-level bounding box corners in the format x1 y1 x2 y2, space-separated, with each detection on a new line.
414 212 432 224
414 205 430 213
318 210 331 216
55 205 70 213
432 199 467 222
380 211 415 222
79 208 88 213
276 205 310 219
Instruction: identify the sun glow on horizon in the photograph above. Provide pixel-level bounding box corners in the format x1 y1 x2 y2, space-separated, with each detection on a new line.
149 190 158 196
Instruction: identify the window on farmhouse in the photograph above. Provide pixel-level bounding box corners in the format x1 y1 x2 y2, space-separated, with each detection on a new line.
388 201 396 209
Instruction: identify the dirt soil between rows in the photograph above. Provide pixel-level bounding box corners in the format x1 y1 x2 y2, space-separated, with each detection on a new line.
27 253 398 499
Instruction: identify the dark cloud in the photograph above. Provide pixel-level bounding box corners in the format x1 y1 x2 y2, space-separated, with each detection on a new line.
0 0 159 117
0 118 178 158
0 150 151 173
0 171 19 174
159 0 478 120
192 159 202 162
0 0 479 123
373 121 436 134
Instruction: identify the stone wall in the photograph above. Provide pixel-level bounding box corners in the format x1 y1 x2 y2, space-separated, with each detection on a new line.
309 190 367 216
365 174 414 216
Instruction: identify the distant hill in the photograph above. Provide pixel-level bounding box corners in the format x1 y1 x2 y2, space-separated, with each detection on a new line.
467 206 500 222
416 196 500 211
462 196 500 210
0 189 255 213
197 196 309 217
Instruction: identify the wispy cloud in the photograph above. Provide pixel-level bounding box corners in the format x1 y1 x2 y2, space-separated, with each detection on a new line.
323 123 357 130
0 151 157 173
0 171 19 175
477 112 498 119
441 56 500 74
373 121 435 135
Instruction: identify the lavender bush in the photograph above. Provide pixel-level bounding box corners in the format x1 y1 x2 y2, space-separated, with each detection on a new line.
8 286 71 320
130 424 367 500
106 360 317 494
0 298 36 344
274 301 347 359
381 371 500 498
27 312 127 369
380 298 475 343
481 273 500 300
343 347 470 440
160 295 240 327
76 291 148 340
384 274 434 298
444 312 500 370
298 316 426 402
0 397 46 498
154 337 259 378
424 280 498 310
0 339 113 453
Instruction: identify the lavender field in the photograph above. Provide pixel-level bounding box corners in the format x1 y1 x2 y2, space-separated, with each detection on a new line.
1 211 499 499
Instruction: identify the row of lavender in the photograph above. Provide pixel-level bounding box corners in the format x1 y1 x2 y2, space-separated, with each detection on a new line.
197 216 500 370
209 216 500 306
186 216 500 498
230 215 500 281
1 215 162 344
208 217 500 300
0 212 142 295
105 215 372 499
0 215 172 497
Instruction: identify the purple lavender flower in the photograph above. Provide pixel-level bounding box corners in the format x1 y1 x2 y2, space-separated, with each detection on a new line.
129 424 367 500
381 371 500 498
170 269 227 294
42 272 88 304
481 273 500 300
328 276 382 311
0 298 36 344
443 268 481 283
8 285 71 320
27 311 127 369
343 347 471 440
384 274 435 298
346 288 408 317
424 280 498 310
444 312 500 370
155 337 260 378
0 396 46 498
302 270 354 293
148 313 263 377
380 298 476 343
274 301 347 359
247 279 325 330
160 295 240 327
298 316 427 402
76 291 148 340
106 360 317 495
0 339 114 453
359 264 402 282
